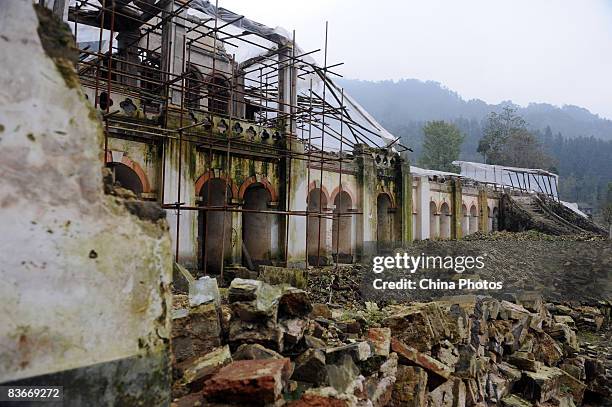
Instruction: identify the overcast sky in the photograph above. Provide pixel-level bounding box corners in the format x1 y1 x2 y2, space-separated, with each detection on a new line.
222 0 612 120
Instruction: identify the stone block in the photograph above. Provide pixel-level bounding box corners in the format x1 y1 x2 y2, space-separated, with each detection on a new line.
391 338 453 382
384 302 450 352
232 343 283 361
292 348 326 384
202 358 293 406
367 327 391 357
310 303 333 319
518 366 564 404
176 345 231 387
427 377 466 407
189 275 220 307
172 302 221 363
390 365 427 407
279 287 313 317
228 319 284 352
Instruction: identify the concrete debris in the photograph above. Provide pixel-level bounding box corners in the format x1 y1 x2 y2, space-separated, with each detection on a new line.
175 345 232 388
202 358 293 405
189 275 220 307
169 278 610 406
232 343 283 361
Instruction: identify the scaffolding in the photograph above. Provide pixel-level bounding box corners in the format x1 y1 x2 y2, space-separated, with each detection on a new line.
66 0 411 279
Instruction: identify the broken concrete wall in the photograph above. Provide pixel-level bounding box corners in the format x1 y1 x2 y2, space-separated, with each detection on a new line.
0 1 172 403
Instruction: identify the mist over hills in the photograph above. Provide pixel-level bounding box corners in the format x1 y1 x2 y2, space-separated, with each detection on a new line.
339 78 612 142
338 78 612 211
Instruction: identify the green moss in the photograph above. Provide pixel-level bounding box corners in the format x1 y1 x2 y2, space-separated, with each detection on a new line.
34 4 80 89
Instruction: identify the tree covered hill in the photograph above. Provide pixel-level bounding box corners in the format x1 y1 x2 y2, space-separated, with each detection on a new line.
339 78 612 141
338 78 612 211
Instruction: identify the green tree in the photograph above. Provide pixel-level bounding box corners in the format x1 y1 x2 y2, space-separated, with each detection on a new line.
419 121 464 172
478 106 552 168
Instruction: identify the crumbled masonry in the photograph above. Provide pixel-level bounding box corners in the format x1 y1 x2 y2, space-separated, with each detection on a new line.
170 270 611 406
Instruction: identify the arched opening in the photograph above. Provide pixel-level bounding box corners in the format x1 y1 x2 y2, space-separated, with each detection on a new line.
429 201 439 239
492 207 499 231
242 183 272 269
198 178 232 274
332 191 352 263
487 205 493 232
140 55 161 112
377 194 393 247
461 204 469 236
440 202 451 239
469 205 478 235
307 188 328 266
208 76 230 115
185 65 204 110
106 162 143 196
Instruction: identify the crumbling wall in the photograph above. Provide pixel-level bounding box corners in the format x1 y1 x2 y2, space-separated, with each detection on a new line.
0 1 172 403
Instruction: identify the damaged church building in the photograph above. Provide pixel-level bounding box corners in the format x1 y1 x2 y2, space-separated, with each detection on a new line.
2 0 608 405
60 0 518 276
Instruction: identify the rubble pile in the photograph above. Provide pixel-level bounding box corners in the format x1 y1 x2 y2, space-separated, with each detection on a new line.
170 274 611 406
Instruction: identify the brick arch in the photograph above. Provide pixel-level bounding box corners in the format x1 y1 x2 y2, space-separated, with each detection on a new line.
239 175 278 202
105 151 151 193
195 170 239 198
329 185 356 209
307 181 330 205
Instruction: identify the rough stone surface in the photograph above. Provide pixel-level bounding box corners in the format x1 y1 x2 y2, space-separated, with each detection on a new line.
202 358 293 405
176 345 231 387
232 343 283 361
391 338 452 381
0 4 172 402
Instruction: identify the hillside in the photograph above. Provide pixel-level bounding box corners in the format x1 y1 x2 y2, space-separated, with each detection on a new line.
338 78 612 212
339 79 612 141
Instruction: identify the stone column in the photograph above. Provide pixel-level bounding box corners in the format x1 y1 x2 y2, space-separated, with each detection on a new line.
478 188 489 233
161 0 186 107
355 145 378 257
417 176 431 240
400 153 413 243
451 178 463 239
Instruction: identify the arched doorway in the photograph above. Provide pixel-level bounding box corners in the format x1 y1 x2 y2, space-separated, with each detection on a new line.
307 188 327 266
106 162 143 196
242 183 272 269
461 204 469 236
440 202 451 239
377 194 393 247
492 207 499 231
429 201 439 239
198 178 232 274
469 205 478 234
332 191 352 263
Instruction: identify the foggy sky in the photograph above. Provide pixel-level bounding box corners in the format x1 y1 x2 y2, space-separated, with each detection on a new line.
222 0 612 120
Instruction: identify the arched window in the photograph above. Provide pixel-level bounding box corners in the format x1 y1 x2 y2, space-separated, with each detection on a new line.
207 76 230 115
140 55 162 111
185 65 204 110
106 162 143 196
